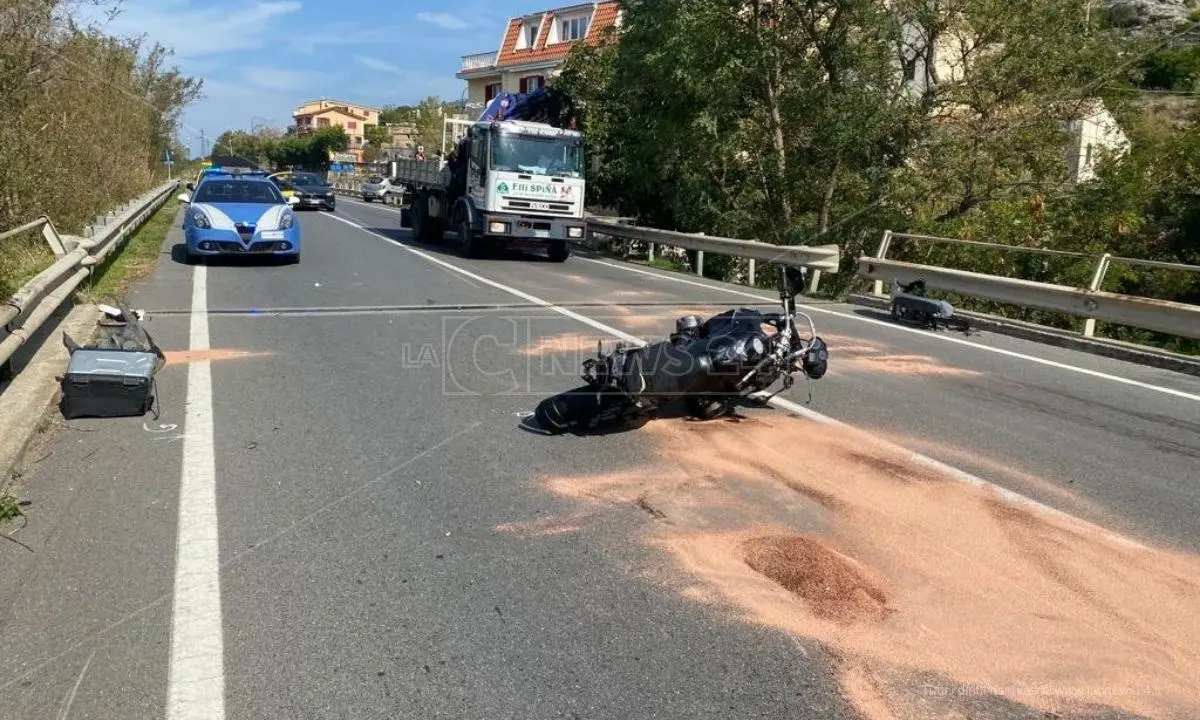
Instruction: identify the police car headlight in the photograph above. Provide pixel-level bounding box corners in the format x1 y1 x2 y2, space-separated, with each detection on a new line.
190 210 211 229
279 211 294 229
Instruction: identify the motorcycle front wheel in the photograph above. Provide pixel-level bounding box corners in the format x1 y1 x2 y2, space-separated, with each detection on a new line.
685 395 731 420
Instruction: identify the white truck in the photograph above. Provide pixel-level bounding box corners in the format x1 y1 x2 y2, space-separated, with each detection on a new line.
393 117 586 262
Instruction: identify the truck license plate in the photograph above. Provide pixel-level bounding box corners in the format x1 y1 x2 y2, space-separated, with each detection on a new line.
530 202 551 211
534 230 550 238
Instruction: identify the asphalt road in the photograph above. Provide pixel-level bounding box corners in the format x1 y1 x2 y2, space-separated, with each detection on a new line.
0 200 1197 720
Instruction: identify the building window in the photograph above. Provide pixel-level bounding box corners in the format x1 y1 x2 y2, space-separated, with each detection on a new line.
519 75 545 93
1085 143 1094 166
347 120 357 130
518 20 538 49
317 117 330 127
485 82 502 101
560 15 589 42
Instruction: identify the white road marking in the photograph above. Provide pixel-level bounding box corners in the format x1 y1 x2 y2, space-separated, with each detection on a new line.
327 212 1152 551
167 264 226 720
577 257 1200 404
324 213 645 345
56 649 95 720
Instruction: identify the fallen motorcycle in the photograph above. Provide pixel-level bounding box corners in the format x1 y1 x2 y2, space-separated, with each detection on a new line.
533 266 829 435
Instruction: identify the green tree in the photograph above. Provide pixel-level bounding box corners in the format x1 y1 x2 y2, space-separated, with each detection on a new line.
379 104 417 125
263 126 348 171
413 96 447 155
364 124 390 148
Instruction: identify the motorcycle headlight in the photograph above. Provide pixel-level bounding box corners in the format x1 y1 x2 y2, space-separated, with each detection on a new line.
190 210 211 229
279 211 294 229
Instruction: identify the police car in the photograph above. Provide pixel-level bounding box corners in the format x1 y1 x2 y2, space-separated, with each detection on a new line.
177 168 302 264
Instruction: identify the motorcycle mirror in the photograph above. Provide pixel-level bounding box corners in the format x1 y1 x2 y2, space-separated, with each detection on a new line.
780 266 806 297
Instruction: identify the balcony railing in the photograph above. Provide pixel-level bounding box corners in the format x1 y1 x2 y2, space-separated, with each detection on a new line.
460 51 498 73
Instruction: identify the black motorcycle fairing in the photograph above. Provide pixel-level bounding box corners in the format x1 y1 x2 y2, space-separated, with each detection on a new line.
700 308 771 339
618 338 719 399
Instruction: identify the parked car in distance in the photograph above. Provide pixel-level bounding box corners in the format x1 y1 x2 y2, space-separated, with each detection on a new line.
361 175 394 202
268 171 336 211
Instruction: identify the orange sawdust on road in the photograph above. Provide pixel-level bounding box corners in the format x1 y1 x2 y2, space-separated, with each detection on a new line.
163 349 274 365
525 413 1200 719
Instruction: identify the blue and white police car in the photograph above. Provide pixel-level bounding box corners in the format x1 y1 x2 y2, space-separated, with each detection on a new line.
177 168 302 264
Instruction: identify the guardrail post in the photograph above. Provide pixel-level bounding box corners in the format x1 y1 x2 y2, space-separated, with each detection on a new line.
748 258 755 285
872 230 893 296
40 220 66 256
647 242 655 262
696 250 704 276
807 269 821 294
1081 252 1112 338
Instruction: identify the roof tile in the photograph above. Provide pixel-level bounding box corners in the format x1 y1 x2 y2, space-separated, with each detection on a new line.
495 2 619 69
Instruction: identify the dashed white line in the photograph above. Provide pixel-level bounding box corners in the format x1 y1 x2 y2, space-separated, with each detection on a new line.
325 212 1152 551
166 264 225 720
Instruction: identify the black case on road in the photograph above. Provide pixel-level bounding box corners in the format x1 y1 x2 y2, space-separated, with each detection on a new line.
60 349 158 419
58 304 165 420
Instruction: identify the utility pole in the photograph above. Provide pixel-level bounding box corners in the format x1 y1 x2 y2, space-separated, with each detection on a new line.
200 129 208 158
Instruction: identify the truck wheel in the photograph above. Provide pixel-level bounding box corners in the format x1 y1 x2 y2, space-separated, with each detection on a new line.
547 241 570 263
411 198 426 239
457 217 485 258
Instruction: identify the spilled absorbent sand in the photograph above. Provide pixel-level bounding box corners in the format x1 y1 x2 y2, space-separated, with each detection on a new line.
163 348 273 365
538 414 1200 719
821 333 980 378
519 333 607 358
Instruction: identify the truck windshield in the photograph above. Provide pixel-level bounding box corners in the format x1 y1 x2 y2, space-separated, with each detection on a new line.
490 132 584 178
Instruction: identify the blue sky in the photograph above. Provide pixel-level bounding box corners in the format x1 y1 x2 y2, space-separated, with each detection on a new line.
79 0 557 157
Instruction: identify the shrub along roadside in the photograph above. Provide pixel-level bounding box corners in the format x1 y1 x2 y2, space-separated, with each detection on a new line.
0 0 200 296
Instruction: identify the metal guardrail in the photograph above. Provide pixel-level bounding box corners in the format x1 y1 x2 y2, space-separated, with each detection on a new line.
859 231 1200 340
1 180 179 371
585 218 841 291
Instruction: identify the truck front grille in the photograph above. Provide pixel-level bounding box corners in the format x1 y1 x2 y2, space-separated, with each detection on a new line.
502 199 575 216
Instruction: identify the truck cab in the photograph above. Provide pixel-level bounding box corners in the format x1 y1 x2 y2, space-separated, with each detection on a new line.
450 119 586 261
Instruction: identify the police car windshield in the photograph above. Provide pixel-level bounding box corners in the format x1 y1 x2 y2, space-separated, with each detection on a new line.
194 180 284 204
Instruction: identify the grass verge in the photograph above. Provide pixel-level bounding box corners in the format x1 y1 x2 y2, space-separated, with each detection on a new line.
79 200 179 303
0 232 56 301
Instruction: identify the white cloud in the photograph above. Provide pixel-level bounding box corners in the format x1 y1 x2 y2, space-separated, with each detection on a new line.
356 56 403 74
416 12 469 30
93 1 302 58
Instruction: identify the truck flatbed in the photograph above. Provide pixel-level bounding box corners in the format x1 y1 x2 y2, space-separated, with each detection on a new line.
392 158 449 190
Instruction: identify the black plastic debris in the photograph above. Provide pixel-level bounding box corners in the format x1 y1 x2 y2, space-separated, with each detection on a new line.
59 303 165 420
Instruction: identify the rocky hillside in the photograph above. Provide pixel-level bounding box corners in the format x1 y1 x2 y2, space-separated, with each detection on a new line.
1105 0 1199 31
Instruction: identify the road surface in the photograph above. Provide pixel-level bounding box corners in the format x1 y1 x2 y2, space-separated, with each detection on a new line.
1 200 1197 720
